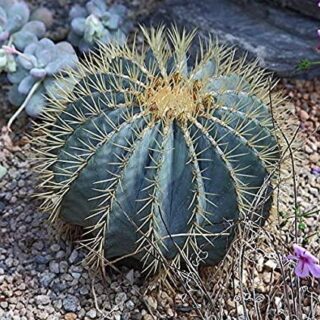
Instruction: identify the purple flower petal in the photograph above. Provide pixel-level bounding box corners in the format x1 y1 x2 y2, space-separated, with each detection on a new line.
287 254 298 261
295 260 310 278
292 244 319 263
293 244 306 258
309 263 320 278
311 166 320 175
303 250 319 264
290 244 320 279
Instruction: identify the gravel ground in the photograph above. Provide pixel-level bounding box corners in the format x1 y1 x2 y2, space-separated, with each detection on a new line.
0 77 319 319
280 79 319 223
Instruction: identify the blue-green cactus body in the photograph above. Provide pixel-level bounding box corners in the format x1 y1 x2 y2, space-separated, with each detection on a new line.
36 28 281 274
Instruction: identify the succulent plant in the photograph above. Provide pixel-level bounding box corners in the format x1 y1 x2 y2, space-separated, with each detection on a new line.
34 27 284 276
68 0 131 52
7 38 78 118
0 47 16 72
0 0 52 73
0 0 30 42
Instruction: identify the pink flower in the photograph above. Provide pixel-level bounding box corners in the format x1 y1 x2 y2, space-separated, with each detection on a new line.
288 244 320 278
2 45 19 55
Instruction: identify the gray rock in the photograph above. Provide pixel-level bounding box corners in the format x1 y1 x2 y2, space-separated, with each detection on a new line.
49 261 60 274
7 181 17 191
51 280 68 292
87 309 97 319
35 295 51 305
38 311 49 320
126 300 135 311
62 295 79 312
33 241 44 251
39 272 56 287
50 244 60 253
115 292 127 306
0 201 5 213
5 257 13 268
265 0 319 19
53 299 62 309
68 249 79 264
59 261 69 273
147 0 320 78
17 180 25 188
125 269 135 284
71 272 81 280
9 196 17 204
35 255 50 265
55 250 65 259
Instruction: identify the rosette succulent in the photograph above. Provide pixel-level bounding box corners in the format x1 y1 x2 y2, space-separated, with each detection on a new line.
0 0 51 73
68 0 131 52
7 38 78 117
34 27 284 276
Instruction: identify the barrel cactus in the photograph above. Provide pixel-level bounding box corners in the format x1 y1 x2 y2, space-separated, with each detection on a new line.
34 27 283 275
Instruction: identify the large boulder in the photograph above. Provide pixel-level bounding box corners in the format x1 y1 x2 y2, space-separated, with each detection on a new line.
146 0 320 78
264 0 319 20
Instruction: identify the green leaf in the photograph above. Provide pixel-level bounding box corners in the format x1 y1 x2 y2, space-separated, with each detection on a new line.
297 59 312 71
298 222 306 231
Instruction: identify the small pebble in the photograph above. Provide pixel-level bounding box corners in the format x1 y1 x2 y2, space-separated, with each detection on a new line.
63 295 79 312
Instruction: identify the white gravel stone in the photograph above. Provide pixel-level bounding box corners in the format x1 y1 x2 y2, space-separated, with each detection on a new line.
68 249 78 264
86 309 97 318
35 295 50 305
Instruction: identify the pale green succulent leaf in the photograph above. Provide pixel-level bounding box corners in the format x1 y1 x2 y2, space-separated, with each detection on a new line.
84 14 104 43
86 0 107 17
11 30 38 51
25 85 45 117
71 17 86 36
30 67 46 78
6 2 30 33
7 65 28 83
8 84 25 106
18 74 37 94
21 20 46 38
69 4 87 19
